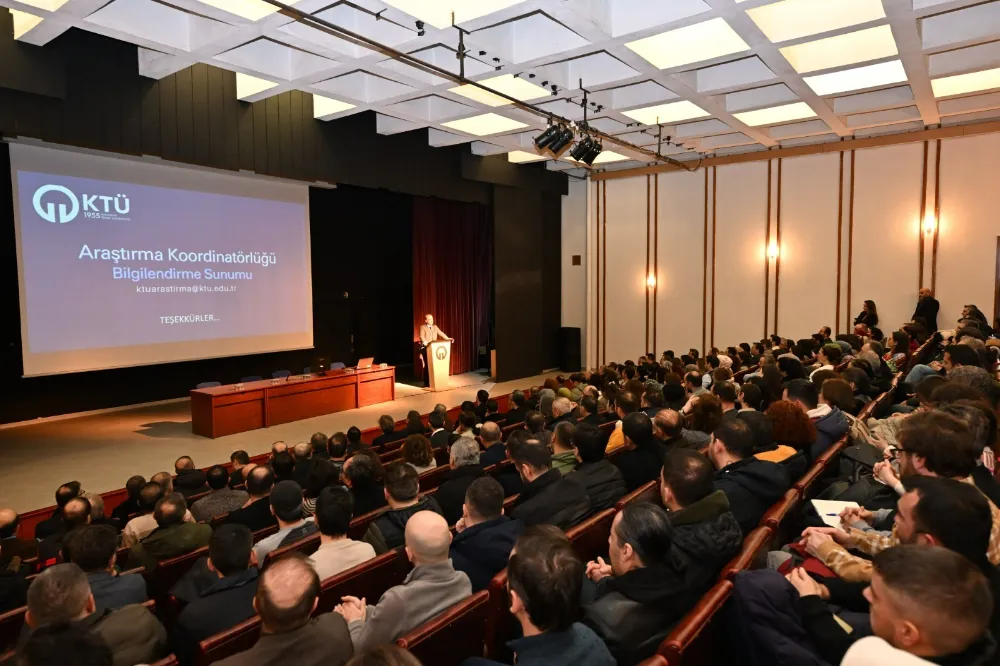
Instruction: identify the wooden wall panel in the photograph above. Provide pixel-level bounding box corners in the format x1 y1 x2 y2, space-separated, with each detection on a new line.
713 161 769 349
851 143 923 333
776 152 841 341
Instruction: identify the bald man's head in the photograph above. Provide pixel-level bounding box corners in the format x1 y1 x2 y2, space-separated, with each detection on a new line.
271 441 287 456
480 421 501 445
404 511 451 565
255 554 319 633
0 509 18 539
653 409 683 439
63 498 91 530
151 471 173 494
175 456 195 471
292 442 311 460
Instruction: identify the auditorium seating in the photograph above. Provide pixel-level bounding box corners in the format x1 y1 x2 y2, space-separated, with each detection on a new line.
614 480 659 511
195 381 221 389
565 509 615 563
271 370 290 379
395 590 491 666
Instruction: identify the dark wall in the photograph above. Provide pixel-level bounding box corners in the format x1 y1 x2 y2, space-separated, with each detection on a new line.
0 23 566 422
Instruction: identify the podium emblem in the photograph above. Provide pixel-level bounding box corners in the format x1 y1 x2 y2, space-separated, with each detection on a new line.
435 346 448 361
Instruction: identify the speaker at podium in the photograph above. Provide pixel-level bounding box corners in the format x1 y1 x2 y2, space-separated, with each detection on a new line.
427 340 451 392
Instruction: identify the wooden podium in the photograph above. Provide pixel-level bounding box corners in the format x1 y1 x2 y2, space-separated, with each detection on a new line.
427 340 451 392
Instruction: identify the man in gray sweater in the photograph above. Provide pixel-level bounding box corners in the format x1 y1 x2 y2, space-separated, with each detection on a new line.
334 511 471 650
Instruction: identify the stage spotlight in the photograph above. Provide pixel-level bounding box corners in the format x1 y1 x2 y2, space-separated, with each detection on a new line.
534 125 561 150
581 139 603 165
569 136 594 162
548 126 575 153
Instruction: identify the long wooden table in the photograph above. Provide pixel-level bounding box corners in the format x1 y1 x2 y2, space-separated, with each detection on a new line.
190 366 396 438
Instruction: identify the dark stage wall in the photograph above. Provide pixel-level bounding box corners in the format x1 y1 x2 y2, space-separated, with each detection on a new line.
0 17 565 423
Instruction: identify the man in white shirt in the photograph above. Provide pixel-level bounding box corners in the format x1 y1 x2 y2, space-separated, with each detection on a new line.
308 487 375 581
252 481 315 563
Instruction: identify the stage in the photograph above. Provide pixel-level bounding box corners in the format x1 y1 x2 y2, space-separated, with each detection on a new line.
0 371 557 513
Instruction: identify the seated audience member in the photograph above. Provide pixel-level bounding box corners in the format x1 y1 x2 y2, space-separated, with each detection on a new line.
525 411 553 450
292 442 315 487
191 465 250 523
484 399 505 425
569 424 627 511
329 433 350 472
37 497 91 566
509 443 590 529
270 441 288 458
802 411 1000 581
346 426 366 454
451 410 477 442
710 420 790 534
613 412 667 492
65 525 147 610
684 372 707 397
173 457 209 498
478 421 506 468
905 342 982 387
466 527 615 666
640 389 665 418
35 482 83 540
342 454 388 516
310 433 330 460
475 390 491 422
583 504 693 665
738 384 763 412
84 493 114 534
809 344 843 379
841 547 993 666
504 390 529 426
228 451 252 489
427 411 451 451
761 400 814 477
308 488 376 581
302 459 339 517
783 378 848 459
225 465 278 532
652 409 688 449
660 449 742 592
549 398 577 428
551 422 578 475
373 415 405 449
20 622 112 666
578 395 602 426
434 439 485 526
606 391 639 453
172 524 260 665
0 506 35 572
713 382 739 420
369 462 444 551
336 512 471 651
400 435 437 475
939 401 1000 507
122 482 165 548
495 432 528 497
22 563 167 666
403 411 427 436
109 476 146 528
450 478 523 592
272 451 296 484
252 481 317 562
683 394 723 448
216 554 353 666
127 495 211 571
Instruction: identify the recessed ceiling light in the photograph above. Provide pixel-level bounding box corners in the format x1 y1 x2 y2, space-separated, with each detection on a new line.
450 75 549 107
194 0 300 21
621 101 711 125
625 18 750 70
804 59 908 96
11 10 43 39
746 0 886 43
932 67 1000 98
441 113 529 136
780 25 898 74
734 102 817 126
591 151 628 164
508 151 549 163
14 0 70 12
236 73 278 100
313 95 356 118
379 0 528 29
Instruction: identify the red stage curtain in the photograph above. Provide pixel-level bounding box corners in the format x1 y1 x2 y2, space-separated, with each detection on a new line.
412 197 493 376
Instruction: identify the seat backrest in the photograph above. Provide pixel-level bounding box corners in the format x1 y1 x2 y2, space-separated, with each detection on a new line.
657 580 733 666
263 533 322 568
240 375 263 383
395 590 491 664
195 381 221 389
271 370 290 379
761 488 801 530
565 509 615 564
197 614 261 666
614 480 660 511
330 362 346 370
484 569 517 662
417 465 452 493
144 546 209 600
348 507 385 540
598 421 616 434
501 494 519 514
720 526 772 580
0 606 26 652
315 548 412 615
793 463 826 496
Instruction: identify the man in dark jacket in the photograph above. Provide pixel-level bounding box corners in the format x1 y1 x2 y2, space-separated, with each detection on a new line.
370 462 443 549
660 448 743 593
479 422 507 468
37 497 92 568
127 495 212 571
65 525 148 610
582 503 695 665
291 443 314 487
434 439 485 526
578 395 604 426
503 390 529 426
34 481 82 540
569 424 626 511
784 379 849 460
509 443 590 529
0 508 35 574
109 476 146 530
428 411 451 451
342 455 387 517
613 412 668 492
450 478 522 592
224 465 278 532
709 420 790 535
172 524 260 665
913 287 940 332
172 457 208 499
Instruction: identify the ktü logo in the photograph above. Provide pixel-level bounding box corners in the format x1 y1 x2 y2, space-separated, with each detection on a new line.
32 185 79 224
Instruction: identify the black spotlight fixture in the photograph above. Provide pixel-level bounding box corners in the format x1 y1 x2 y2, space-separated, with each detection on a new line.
548 126 575 153
534 125 561 151
569 136 594 162
581 138 603 165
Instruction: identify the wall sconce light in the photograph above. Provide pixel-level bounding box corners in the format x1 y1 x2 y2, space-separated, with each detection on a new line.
646 274 657 288
767 241 780 260
923 215 937 235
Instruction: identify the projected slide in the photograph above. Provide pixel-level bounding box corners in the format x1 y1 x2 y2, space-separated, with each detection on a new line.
10 144 313 376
